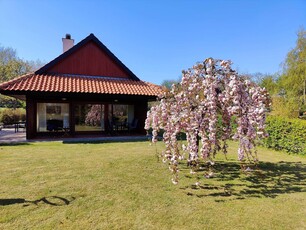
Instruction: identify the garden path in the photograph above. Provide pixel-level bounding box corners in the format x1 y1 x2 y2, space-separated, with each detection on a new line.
0 128 26 144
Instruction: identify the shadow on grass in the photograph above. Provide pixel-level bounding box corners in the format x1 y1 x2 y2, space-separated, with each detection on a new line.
180 161 306 202
0 196 76 206
0 142 31 147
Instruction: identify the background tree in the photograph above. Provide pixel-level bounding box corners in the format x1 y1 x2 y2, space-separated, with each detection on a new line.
243 28 306 118
0 45 43 108
278 28 306 116
161 77 181 90
258 74 279 95
0 46 32 82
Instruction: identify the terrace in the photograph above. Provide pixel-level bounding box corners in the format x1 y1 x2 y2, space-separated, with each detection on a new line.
0 127 148 144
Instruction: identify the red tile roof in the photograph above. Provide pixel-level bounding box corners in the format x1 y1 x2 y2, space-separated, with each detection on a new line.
0 73 162 96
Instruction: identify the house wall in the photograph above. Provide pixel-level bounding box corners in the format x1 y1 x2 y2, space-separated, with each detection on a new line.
26 97 36 139
46 41 130 78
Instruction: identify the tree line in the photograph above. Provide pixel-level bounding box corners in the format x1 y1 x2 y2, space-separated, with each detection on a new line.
259 28 306 118
0 46 43 124
0 46 43 108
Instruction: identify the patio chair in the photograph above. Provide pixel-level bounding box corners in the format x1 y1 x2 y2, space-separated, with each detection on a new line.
19 122 26 132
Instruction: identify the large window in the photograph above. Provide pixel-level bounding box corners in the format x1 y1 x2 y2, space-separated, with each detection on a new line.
37 103 69 132
36 102 135 133
74 104 105 131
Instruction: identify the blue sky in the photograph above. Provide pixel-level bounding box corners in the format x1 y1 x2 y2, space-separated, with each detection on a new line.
0 0 305 84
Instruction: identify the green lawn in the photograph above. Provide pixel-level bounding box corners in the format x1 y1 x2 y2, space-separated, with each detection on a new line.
0 141 305 229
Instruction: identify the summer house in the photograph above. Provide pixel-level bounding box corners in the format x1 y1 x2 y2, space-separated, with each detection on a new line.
0 34 161 139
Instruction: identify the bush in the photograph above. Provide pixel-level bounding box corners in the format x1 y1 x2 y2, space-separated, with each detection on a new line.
263 116 306 155
0 95 26 108
0 108 26 125
270 96 299 118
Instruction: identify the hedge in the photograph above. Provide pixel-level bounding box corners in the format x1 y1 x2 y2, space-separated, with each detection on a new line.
263 116 306 155
0 108 26 125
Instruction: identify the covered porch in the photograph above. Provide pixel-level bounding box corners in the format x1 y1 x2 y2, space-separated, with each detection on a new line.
25 91 152 139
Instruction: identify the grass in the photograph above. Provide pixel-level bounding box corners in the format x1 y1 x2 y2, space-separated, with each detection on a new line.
0 141 305 229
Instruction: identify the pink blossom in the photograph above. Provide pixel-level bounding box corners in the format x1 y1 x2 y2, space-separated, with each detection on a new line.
145 58 270 183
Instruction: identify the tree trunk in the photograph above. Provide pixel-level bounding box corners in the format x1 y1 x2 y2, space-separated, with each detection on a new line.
303 79 306 105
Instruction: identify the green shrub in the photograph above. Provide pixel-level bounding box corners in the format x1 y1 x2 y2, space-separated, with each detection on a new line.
0 108 26 125
263 116 306 155
0 95 26 108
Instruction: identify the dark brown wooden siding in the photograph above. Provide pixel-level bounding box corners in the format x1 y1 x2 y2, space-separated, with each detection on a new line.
134 101 148 134
26 97 36 139
46 41 130 78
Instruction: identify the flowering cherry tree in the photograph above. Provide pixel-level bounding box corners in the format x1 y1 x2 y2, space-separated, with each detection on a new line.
145 58 270 184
